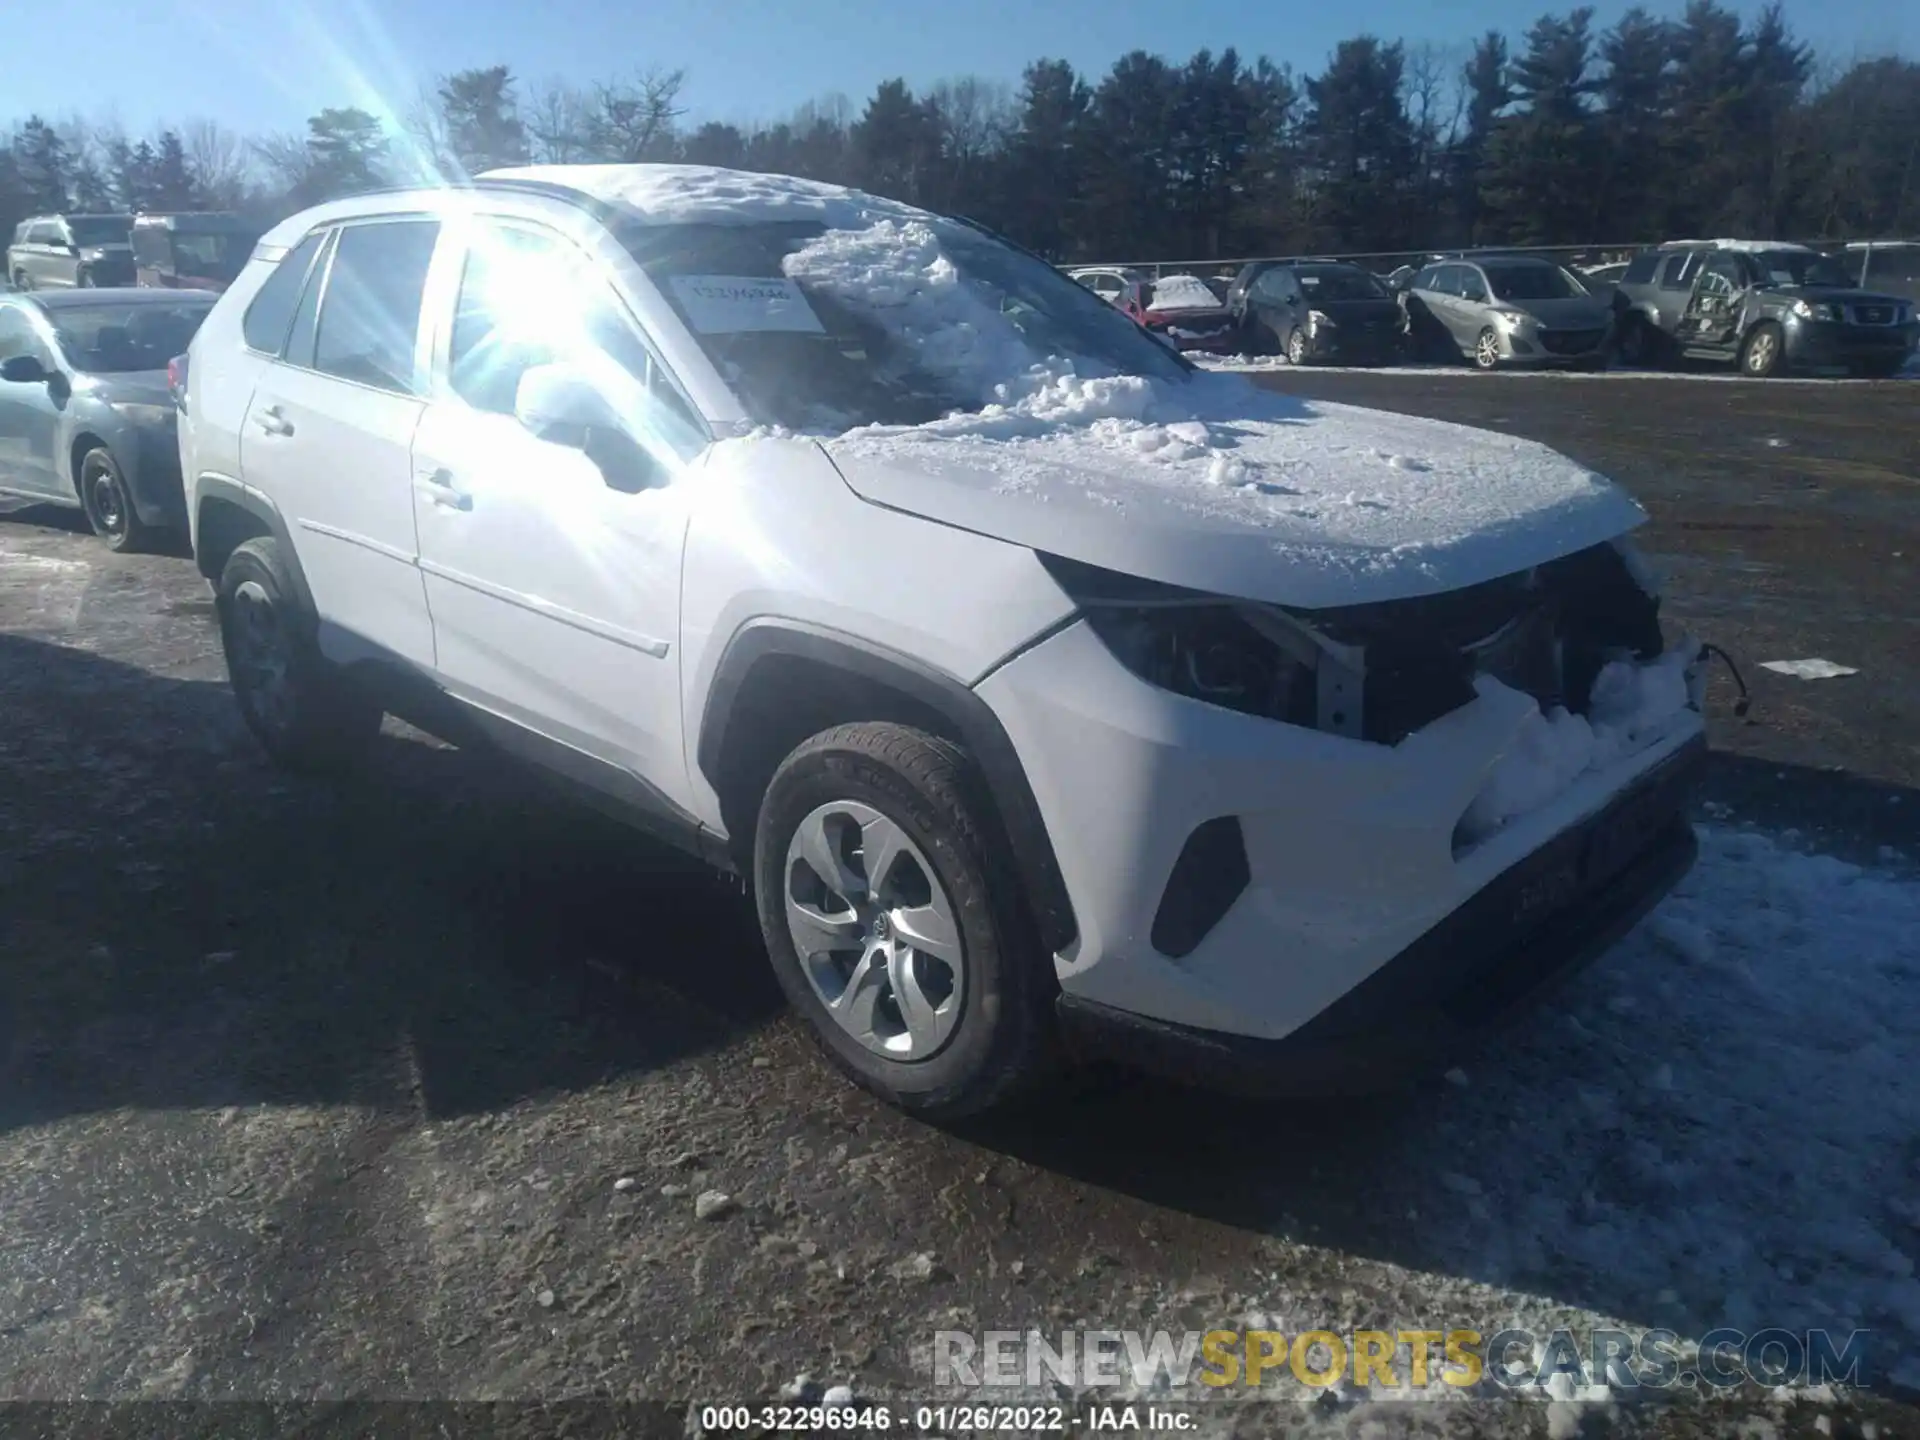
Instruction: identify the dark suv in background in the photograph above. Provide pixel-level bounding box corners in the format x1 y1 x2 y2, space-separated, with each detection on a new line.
7 215 136 290
1611 240 1916 377
1226 259 1404 364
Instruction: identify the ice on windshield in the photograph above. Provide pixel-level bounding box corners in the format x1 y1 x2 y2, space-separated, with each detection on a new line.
638 215 1188 432
1146 275 1222 311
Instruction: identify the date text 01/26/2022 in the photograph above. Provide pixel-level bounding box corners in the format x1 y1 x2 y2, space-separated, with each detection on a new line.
698 1403 1198 1431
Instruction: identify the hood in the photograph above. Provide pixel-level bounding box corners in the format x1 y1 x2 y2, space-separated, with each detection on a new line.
1767 285 1905 306
1304 297 1401 323
822 374 1645 609
1504 295 1611 328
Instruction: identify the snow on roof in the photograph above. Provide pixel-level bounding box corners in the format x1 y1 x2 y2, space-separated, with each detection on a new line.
1147 274 1223 311
480 163 925 228
1665 238 1815 253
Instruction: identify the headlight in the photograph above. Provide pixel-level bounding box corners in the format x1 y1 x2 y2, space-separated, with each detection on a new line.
1307 309 1335 330
112 402 176 426
1790 299 1839 321
80 247 108 262
1084 603 1319 728
1491 310 1529 330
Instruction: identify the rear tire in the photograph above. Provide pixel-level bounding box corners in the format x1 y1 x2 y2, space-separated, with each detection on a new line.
754 722 1055 1119
216 536 382 772
1739 322 1786 378
77 447 152 553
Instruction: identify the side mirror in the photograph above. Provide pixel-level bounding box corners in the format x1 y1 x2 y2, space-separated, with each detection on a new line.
0 355 47 384
514 362 663 494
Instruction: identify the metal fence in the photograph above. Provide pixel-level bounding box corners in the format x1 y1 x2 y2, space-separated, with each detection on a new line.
1066 237 1920 280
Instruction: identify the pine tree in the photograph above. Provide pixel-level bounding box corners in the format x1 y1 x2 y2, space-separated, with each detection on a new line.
1299 38 1415 251
438 66 530 176
1005 60 1091 259
1480 9 1601 243
14 118 71 212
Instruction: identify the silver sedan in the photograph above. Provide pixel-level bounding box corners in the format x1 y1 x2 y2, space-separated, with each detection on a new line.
1402 258 1614 370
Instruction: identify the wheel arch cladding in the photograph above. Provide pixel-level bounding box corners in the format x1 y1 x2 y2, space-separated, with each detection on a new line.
698 620 1078 954
192 479 315 616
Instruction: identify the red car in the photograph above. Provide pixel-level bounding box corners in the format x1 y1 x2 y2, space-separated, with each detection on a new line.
1069 268 1241 354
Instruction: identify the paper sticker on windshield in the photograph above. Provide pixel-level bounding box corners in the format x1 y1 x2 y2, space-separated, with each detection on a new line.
669 275 824 335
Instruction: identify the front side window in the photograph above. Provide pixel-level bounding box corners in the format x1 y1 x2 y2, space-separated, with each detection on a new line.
448 220 704 461
1697 257 1744 298
45 301 213 373
29 223 61 247
1458 268 1490 302
625 215 1189 432
243 231 325 355
312 220 440 394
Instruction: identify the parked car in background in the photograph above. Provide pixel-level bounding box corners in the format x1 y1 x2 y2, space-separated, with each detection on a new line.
7 214 136 290
0 288 214 549
1227 260 1403 365
1402 256 1612 370
1579 261 1630 305
1840 241 1920 307
1136 273 1239 352
178 164 1704 1116
132 212 263 293
1067 266 1151 318
1611 240 1916 377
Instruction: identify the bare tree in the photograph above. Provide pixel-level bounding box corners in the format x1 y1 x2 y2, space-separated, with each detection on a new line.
525 80 594 164
183 118 256 207
588 68 687 161
929 76 1014 163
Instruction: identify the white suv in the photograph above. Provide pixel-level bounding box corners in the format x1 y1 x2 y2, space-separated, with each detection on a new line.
178 165 1709 1117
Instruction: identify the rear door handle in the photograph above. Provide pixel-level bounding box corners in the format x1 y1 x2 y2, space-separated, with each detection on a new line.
415 467 472 511
254 405 294 437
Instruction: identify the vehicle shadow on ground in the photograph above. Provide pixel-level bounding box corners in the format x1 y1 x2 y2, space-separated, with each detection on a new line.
0 632 783 1137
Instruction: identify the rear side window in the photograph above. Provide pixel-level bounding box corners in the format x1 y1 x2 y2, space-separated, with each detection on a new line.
243 232 324 354
312 220 440 394
1656 254 1694 289
282 231 335 369
1622 253 1659 284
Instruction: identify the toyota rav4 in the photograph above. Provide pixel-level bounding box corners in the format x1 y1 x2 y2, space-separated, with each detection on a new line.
178 165 1708 1117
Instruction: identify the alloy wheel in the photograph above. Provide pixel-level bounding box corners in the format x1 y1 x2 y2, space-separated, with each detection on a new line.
783 799 964 1062
1745 330 1778 374
1475 329 1502 369
1286 328 1307 365
227 579 297 738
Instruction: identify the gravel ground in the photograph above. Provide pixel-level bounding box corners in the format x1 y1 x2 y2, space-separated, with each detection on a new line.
1 370 1916 1436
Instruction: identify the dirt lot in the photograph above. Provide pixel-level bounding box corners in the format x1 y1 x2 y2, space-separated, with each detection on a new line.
1 371 1916 1434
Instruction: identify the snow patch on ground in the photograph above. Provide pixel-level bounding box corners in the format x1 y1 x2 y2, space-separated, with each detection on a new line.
1461 646 1697 840
1415 824 1920 1366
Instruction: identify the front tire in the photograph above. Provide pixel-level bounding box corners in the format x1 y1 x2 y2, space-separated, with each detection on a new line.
1739 322 1786 378
77 268 97 288
216 536 381 771
754 722 1055 1119
77 447 152 553
1473 327 1503 370
11 270 31 292
1285 327 1309 365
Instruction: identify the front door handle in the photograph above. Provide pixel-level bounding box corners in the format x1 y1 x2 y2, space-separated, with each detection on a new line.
415 467 472 511
254 405 294 437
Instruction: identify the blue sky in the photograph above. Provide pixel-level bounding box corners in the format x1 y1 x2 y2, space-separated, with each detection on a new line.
8 0 1914 139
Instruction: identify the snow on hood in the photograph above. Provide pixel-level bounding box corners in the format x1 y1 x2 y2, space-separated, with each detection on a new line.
480 163 921 229
1146 275 1223 312
824 370 1646 608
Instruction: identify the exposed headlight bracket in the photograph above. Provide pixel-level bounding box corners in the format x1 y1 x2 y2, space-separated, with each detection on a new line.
1237 604 1367 739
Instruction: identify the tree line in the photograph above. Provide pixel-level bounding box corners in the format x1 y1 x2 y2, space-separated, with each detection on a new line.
3 1 1915 265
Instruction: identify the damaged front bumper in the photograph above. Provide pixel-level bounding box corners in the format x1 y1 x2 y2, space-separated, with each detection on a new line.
978 545 1708 1093
1056 734 1703 1096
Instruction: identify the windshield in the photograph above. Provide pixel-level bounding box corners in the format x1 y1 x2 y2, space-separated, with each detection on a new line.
50 301 212 373
68 218 131 247
1756 251 1853 288
628 217 1189 431
1297 266 1390 301
1483 262 1587 301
